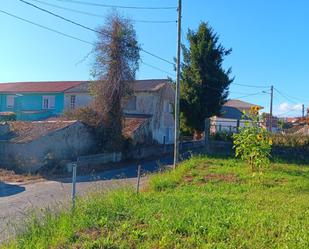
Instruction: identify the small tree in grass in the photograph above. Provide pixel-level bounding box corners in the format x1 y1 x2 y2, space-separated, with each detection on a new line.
233 106 272 173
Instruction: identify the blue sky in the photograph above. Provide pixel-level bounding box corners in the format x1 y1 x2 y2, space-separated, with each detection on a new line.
1 0 308 116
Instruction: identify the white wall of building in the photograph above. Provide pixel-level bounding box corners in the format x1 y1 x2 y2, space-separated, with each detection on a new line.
210 117 253 133
64 93 93 111
64 83 175 144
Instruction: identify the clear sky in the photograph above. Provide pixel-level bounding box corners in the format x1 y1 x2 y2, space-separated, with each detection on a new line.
1 0 308 116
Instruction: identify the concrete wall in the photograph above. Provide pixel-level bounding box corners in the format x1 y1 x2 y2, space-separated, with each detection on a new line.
124 86 175 144
73 140 205 170
0 121 96 173
64 93 93 111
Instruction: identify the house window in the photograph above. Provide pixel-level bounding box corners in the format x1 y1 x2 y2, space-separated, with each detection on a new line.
70 95 76 109
126 96 137 111
6 95 14 108
42 95 55 109
164 101 173 113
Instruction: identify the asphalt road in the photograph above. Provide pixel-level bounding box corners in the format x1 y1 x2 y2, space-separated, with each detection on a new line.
0 156 173 244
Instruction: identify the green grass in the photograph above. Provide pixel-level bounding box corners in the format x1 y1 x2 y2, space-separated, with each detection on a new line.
4 156 309 249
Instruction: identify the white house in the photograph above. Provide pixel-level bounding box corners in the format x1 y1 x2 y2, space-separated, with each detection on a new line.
211 99 263 134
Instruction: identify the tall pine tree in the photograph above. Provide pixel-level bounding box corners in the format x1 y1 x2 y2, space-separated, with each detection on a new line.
180 22 233 134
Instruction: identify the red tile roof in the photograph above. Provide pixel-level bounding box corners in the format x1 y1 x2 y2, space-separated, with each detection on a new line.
0 79 171 93
122 116 150 138
133 79 169 92
0 81 84 93
9 121 77 143
224 99 263 109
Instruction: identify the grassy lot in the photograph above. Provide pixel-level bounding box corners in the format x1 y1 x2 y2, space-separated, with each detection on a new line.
4 156 309 249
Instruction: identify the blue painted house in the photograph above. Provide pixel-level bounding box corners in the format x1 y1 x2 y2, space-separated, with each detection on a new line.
0 79 175 144
0 81 85 120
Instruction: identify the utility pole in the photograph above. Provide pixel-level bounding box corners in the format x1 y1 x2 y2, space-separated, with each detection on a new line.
269 85 274 132
173 0 182 169
302 104 305 119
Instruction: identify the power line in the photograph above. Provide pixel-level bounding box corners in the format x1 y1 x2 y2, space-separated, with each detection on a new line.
19 0 102 34
274 87 309 104
30 0 177 24
203 84 265 97
231 82 270 88
277 108 300 117
0 9 175 77
274 89 299 105
0 9 93 45
18 0 175 66
54 0 177 10
141 61 175 78
233 92 269 100
140 49 174 65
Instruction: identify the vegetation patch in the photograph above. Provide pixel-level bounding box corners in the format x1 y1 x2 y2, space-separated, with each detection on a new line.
203 173 237 183
3 156 309 249
0 168 42 183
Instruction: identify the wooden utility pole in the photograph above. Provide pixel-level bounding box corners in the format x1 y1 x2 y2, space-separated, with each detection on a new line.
173 0 182 169
269 85 274 132
302 104 305 119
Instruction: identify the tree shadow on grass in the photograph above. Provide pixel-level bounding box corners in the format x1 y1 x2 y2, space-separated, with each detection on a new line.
0 182 25 197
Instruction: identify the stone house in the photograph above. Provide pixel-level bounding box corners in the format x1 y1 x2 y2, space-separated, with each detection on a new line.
0 121 96 172
0 115 156 173
0 79 175 144
65 79 175 144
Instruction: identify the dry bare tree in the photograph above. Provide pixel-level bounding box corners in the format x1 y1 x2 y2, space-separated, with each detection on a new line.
91 12 140 150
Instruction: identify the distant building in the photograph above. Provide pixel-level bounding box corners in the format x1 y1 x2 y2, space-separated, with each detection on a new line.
262 113 279 132
211 99 264 133
0 79 175 144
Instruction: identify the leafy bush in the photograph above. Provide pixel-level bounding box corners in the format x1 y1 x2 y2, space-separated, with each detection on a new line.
233 106 272 173
271 133 309 147
63 107 101 127
0 112 16 121
210 131 233 142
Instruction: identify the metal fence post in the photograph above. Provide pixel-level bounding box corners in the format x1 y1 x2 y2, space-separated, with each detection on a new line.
163 136 166 153
204 118 210 152
136 164 141 194
72 162 77 210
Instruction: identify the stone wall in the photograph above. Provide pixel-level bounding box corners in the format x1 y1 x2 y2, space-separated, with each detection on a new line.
0 121 96 173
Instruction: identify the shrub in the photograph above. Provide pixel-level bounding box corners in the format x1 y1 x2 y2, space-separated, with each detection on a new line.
210 131 233 142
63 107 101 127
233 106 272 173
271 133 309 147
0 112 16 121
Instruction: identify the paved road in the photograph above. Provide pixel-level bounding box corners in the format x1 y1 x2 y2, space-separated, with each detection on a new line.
0 156 173 243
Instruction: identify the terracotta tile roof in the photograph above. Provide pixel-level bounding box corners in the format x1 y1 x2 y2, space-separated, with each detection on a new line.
224 99 263 109
0 79 170 93
122 116 150 138
133 79 170 92
8 120 77 143
0 81 85 93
